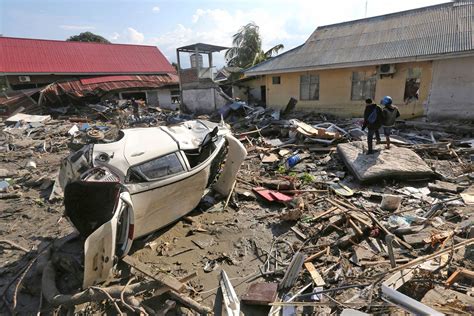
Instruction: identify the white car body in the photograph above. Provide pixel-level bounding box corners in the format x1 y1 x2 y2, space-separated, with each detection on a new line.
59 120 247 288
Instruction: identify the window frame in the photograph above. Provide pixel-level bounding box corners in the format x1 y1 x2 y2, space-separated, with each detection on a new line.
272 76 281 85
127 152 186 183
404 67 422 101
299 74 320 101
351 72 376 101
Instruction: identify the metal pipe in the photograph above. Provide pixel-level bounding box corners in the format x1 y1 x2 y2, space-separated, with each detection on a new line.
385 234 397 268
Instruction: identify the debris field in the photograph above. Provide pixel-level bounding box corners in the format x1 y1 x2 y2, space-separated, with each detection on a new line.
0 103 473 315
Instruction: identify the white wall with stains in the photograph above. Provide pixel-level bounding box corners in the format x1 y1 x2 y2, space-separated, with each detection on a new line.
427 55 474 121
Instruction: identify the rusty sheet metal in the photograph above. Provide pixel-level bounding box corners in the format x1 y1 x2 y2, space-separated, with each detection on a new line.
41 74 178 104
0 88 41 116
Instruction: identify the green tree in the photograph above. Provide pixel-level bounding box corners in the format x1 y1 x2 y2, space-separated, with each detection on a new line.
225 22 284 69
67 32 110 44
171 62 179 72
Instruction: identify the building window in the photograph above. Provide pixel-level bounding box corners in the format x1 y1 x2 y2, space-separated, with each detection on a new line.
404 68 421 102
300 74 319 100
272 76 281 84
351 72 376 100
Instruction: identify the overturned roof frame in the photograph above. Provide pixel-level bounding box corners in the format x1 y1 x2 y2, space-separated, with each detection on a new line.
176 43 228 54
175 43 229 111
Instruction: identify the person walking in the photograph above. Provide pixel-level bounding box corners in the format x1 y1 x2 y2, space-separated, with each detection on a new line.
380 96 400 149
362 98 383 154
131 98 140 119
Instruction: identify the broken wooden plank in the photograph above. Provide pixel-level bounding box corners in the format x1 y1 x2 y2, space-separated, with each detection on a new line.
348 212 372 228
304 262 326 286
122 256 185 292
304 246 329 263
377 238 474 277
290 226 307 240
428 180 460 193
312 206 339 222
445 268 474 287
348 218 364 236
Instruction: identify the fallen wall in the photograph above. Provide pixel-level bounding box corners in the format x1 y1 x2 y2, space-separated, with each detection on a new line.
426 55 474 121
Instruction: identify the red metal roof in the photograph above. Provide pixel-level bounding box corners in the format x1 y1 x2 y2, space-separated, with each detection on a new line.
0 37 175 75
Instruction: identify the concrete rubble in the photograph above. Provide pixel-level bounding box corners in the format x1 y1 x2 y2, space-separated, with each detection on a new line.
0 101 473 315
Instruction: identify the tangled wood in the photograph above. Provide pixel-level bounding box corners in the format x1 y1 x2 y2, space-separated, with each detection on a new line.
41 261 212 314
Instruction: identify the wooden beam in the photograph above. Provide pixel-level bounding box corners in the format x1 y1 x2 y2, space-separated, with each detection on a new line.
122 256 185 292
304 246 329 263
304 262 326 286
312 206 339 221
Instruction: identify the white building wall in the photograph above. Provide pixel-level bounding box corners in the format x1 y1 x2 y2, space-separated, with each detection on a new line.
157 89 174 109
427 55 474 120
182 87 228 113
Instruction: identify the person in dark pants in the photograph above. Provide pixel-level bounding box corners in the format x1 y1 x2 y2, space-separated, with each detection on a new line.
131 98 140 119
381 96 400 149
362 98 383 154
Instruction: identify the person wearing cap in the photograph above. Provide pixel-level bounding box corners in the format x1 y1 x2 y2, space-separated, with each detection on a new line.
380 96 400 149
362 98 383 154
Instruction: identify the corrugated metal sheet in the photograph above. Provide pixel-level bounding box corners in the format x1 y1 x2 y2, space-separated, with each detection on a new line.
0 37 175 74
80 76 137 85
246 1 474 74
42 74 178 104
0 88 41 116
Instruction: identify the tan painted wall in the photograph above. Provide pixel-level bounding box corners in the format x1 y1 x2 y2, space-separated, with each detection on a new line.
265 61 432 118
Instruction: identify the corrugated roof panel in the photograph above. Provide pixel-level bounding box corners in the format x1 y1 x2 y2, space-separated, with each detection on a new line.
0 37 175 74
247 1 474 74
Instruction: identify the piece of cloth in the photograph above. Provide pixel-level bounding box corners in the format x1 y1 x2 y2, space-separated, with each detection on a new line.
362 103 383 130
382 105 400 127
383 127 393 136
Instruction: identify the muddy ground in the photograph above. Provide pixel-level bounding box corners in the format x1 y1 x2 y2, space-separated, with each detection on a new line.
1 113 473 315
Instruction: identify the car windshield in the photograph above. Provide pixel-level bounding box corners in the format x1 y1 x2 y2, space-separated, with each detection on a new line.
129 152 184 182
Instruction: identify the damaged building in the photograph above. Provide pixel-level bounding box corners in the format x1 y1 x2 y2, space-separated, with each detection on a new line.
244 1 474 120
0 37 179 115
176 43 234 113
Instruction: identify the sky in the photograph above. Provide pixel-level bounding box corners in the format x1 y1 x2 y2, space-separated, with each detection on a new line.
0 0 449 67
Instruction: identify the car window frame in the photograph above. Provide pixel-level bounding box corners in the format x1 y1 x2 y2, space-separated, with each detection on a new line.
126 151 187 183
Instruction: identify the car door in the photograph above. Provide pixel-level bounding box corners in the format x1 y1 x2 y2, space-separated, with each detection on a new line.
124 151 209 238
82 190 134 288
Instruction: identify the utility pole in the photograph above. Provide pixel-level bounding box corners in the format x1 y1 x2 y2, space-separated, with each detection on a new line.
365 0 368 17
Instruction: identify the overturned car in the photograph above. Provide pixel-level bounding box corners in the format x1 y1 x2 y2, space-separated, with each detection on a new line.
59 120 247 288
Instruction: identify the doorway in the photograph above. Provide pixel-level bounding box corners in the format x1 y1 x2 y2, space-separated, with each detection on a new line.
260 85 266 104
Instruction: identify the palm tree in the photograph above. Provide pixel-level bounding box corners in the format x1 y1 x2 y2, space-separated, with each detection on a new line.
225 23 284 69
